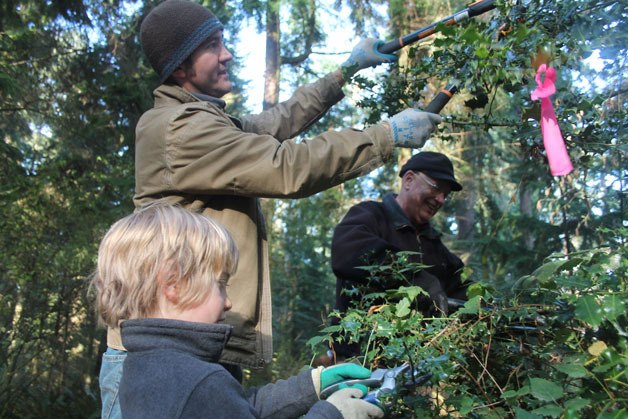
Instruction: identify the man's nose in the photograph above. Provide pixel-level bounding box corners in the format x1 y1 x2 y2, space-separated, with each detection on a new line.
221 46 233 62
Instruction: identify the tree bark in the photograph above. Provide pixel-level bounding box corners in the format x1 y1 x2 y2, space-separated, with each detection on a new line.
263 0 280 110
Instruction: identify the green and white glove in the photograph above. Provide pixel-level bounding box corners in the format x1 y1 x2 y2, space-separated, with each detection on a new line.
387 108 442 148
326 387 384 419
312 363 372 397
342 38 397 77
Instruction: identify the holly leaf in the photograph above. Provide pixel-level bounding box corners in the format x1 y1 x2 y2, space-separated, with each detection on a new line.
575 295 603 326
601 294 626 321
531 260 564 285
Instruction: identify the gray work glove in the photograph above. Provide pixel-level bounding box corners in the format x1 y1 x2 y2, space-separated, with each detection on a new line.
387 108 442 148
342 38 397 76
326 387 384 419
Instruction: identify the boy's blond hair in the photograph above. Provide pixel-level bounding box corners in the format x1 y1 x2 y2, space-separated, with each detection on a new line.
91 204 238 328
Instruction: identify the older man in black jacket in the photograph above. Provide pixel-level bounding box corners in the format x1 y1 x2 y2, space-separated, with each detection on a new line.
331 151 469 358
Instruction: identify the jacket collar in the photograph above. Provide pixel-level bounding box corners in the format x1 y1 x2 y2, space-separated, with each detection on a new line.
191 92 227 109
121 318 233 363
153 84 242 128
382 193 440 239
153 84 226 109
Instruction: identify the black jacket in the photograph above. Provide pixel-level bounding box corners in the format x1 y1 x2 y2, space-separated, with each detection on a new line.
332 193 467 316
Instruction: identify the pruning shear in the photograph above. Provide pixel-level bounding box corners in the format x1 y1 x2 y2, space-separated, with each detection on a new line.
320 363 433 406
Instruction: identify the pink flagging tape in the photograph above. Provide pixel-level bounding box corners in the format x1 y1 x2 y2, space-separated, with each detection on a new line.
531 64 573 176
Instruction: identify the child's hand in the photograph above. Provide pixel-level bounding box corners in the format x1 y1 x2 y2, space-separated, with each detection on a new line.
326 387 384 419
320 364 371 389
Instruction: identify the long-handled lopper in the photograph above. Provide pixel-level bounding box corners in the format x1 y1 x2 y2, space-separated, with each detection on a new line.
377 0 498 54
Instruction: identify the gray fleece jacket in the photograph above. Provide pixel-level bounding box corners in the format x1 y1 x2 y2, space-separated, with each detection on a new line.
119 319 341 419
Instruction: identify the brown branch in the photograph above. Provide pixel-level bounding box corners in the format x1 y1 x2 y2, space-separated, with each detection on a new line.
281 0 317 67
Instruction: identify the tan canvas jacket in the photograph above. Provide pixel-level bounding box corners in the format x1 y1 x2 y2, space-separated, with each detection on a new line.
108 72 394 368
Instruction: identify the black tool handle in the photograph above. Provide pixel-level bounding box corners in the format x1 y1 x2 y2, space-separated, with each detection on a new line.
377 0 496 54
467 0 497 17
424 84 458 113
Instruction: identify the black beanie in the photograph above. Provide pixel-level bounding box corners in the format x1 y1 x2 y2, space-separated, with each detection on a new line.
140 0 224 82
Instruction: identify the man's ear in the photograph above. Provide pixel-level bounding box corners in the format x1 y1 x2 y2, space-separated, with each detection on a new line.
402 171 414 190
170 67 186 85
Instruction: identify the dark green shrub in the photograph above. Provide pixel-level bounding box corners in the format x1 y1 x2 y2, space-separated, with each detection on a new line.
311 228 627 417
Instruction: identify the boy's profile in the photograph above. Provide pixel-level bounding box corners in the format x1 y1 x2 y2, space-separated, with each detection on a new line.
91 204 383 418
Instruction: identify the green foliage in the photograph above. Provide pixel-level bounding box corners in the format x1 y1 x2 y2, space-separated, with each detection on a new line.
313 230 627 416
1 1 144 416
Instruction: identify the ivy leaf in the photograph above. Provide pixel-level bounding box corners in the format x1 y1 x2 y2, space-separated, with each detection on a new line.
436 22 457 37
397 285 425 302
461 26 481 43
475 45 490 59
396 297 411 317
575 295 603 326
457 295 482 315
530 378 564 401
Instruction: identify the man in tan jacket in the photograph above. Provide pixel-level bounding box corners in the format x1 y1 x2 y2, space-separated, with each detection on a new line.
99 1 442 418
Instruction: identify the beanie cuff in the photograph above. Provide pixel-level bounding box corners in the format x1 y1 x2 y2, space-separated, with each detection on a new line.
159 17 224 82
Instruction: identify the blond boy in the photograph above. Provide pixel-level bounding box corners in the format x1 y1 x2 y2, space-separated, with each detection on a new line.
91 205 383 418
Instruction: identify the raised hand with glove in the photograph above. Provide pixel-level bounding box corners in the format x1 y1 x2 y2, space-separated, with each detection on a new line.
387 108 442 149
341 38 398 78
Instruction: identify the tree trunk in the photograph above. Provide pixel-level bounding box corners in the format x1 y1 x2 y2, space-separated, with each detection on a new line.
264 0 280 110
519 182 535 250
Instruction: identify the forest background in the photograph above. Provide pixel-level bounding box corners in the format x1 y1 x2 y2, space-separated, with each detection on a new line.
0 0 625 417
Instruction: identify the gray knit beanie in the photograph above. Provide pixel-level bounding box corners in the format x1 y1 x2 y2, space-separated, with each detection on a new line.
140 0 224 82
